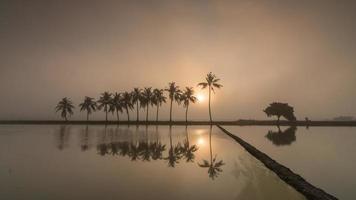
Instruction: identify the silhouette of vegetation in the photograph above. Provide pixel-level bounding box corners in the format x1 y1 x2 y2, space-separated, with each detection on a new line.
198 72 223 123
264 102 297 123
141 87 154 122
97 92 112 123
122 92 134 122
55 97 75 121
109 92 123 123
79 96 97 121
265 126 297 146
198 126 225 179
181 126 198 162
181 87 197 123
166 82 182 123
131 88 142 122
152 89 166 122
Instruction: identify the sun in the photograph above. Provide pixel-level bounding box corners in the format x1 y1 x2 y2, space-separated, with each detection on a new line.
196 93 205 102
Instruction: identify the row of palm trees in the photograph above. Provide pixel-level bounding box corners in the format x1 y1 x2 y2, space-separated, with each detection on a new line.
56 72 222 123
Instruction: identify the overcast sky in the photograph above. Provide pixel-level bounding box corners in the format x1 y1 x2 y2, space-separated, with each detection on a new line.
0 0 355 121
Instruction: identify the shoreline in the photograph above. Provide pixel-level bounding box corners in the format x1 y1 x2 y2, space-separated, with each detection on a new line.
0 120 355 126
217 125 338 200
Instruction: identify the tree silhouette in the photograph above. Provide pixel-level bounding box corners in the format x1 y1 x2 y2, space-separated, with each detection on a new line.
166 82 182 123
265 126 297 146
198 72 222 123
109 92 123 123
152 89 166 122
55 97 75 121
97 92 112 123
122 92 134 122
79 96 97 121
131 88 142 122
141 87 154 123
181 126 198 162
198 126 225 180
165 126 183 167
264 102 296 123
181 87 197 123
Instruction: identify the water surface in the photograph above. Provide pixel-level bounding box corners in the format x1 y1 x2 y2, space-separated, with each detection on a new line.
0 125 304 200
223 125 356 200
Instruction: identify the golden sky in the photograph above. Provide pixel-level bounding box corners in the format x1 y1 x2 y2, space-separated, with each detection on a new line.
0 0 356 120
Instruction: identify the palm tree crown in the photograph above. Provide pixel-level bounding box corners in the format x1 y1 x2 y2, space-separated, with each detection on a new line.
166 82 182 123
141 87 154 122
131 88 142 122
97 92 112 122
152 88 166 122
181 87 197 123
56 97 75 121
122 91 134 122
79 96 97 121
198 72 222 123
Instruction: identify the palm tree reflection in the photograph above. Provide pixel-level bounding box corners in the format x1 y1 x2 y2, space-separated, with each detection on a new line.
198 125 225 180
80 125 90 151
164 126 183 167
56 125 71 150
181 126 198 162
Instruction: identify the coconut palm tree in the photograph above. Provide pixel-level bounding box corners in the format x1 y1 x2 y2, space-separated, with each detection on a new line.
97 92 112 123
181 87 197 123
165 82 182 123
131 88 142 122
109 92 123 123
152 88 166 122
141 87 154 123
181 126 198 162
55 97 75 121
197 72 223 123
79 96 97 121
122 91 134 122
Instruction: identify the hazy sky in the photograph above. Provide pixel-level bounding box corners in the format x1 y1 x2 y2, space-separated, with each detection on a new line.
0 0 355 121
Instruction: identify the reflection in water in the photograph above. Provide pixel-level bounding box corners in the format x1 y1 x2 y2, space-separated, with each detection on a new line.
198 126 225 180
181 126 198 162
80 125 90 151
265 126 297 146
165 126 183 167
55 125 71 150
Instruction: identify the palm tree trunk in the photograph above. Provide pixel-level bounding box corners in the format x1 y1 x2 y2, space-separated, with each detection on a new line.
136 101 139 122
169 99 173 123
105 111 108 123
185 105 189 124
146 105 149 123
156 105 159 122
208 86 212 123
87 112 89 122
126 108 130 122
209 125 213 163
116 110 120 123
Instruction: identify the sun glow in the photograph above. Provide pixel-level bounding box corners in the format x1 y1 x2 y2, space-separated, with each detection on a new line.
196 93 205 102
197 137 205 146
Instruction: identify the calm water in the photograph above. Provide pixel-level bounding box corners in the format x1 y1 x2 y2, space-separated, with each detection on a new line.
0 125 304 200
223 126 356 200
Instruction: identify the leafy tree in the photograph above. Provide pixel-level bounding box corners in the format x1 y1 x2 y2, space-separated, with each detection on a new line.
181 87 197 123
131 88 142 122
97 92 112 122
152 88 166 122
79 96 97 121
55 97 75 121
264 102 296 123
198 72 222 123
165 82 182 123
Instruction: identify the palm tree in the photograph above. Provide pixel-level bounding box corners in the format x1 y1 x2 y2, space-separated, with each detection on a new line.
97 92 112 123
109 92 123 123
198 72 223 123
122 91 133 122
165 82 182 123
181 87 197 123
181 126 198 162
79 96 97 121
198 126 225 179
55 97 75 121
131 88 142 122
141 87 154 123
152 88 166 122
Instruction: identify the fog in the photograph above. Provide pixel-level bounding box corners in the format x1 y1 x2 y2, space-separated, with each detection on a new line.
1 0 355 121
